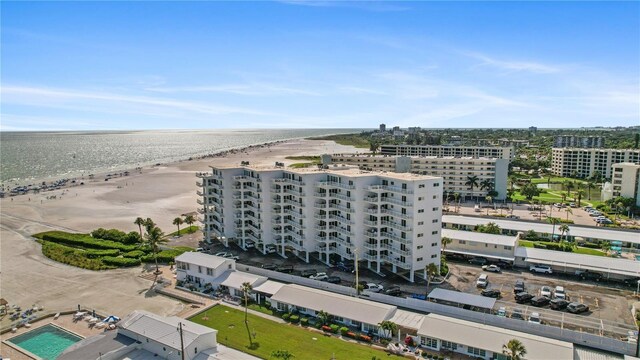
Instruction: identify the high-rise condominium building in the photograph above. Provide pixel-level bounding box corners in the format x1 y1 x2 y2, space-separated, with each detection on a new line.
379 123 386 132
551 148 640 178
553 135 605 148
330 155 508 200
196 165 443 282
380 144 514 160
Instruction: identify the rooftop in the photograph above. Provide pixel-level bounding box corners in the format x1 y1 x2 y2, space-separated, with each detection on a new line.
175 252 233 269
332 154 501 161
218 270 267 289
427 288 497 310
515 247 640 277
418 313 574 360
211 165 439 181
442 228 517 247
270 284 397 325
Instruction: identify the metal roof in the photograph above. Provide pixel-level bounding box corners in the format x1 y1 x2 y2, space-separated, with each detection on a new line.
218 270 267 290
418 314 574 360
253 280 286 295
175 252 233 269
388 309 425 331
427 288 496 310
270 284 396 325
515 247 640 277
443 215 640 245
574 346 624 360
443 249 515 261
442 228 517 246
118 310 216 350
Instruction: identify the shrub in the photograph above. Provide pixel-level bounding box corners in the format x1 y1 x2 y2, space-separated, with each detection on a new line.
123 250 145 258
40 241 112 271
533 243 547 249
330 324 339 333
101 256 141 267
38 231 137 251
289 315 300 323
380 338 389 346
141 249 187 263
300 318 309 326
282 313 290 321
359 334 372 342
91 228 142 244
582 242 601 249
340 326 349 335
84 249 120 258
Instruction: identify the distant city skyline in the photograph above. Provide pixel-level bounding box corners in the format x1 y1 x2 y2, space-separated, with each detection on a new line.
1 1 638 131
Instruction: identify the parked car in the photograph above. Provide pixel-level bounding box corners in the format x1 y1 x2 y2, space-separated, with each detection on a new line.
265 244 277 254
309 272 328 281
511 308 524 320
336 262 354 273
550 299 570 310
554 286 566 300
476 274 489 288
384 286 402 297
528 312 542 324
222 253 239 260
529 264 553 274
531 296 551 307
481 289 501 298
540 286 553 298
325 276 342 284
515 292 534 304
300 269 318 277
505 214 520 219
623 277 640 287
496 307 507 317
261 264 278 271
567 302 590 314
245 240 255 248
195 247 205 252
276 265 294 273
469 257 488 266
513 279 525 294
497 261 513 270
482 264 501 273
214 251 230 257
447 253 467 261
363 283 384 293
577 271 602 282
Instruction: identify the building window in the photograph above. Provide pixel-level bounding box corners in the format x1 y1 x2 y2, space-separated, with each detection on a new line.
417 233 424 237
418 209 425 213
417 245 423 249
504 246 512 250
467 347 486 357
433 183 440 187
418 221 424 225
431 254 437 258
441 341 458 350
419 184 425 188
432 207 439 211
418 197 424 201
432 219 438 223
417 257 423 261
421 337 438 349
206 268 213 276
459 240 466 244
431 242 437 246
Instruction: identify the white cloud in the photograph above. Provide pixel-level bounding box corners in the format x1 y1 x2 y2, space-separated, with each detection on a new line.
465 52 560 74
145 83 320 96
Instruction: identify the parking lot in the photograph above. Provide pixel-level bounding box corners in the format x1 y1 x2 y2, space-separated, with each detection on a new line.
200 240 639 340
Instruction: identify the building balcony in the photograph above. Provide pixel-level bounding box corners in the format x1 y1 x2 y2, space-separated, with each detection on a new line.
284 219 305 229
382 197 413 207
196 172 210 178
284 189 305 197
336 249 355 260
196 190 204 197
380 243 411 256
362 253 380 261
363 219 380 227
363 207 379 215
363 196 379 203
197 208 205 214
328 215 354 224
314 201 328 209
380 231 411 245
382 255 411 269
271 217 283 225
284 199 303 207
314 192 327 198
196 199 204 206
381 220 412 232
314 213 329 220
328 235 350 246
196 181 202 187
316 245 337 253
363 242 378 250
380 209 412 220
317 181 355 190
286 239 304 251
328 203 354 213
330 193 354 201
283 209 304 218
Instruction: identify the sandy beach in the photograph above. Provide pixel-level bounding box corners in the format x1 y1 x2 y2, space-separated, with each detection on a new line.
0 139 360 324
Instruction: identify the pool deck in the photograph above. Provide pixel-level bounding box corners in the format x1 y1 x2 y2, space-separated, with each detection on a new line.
0 313 107 359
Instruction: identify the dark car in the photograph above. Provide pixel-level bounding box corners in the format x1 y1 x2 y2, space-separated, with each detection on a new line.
336 262 354 272
531 296 551 307
446 253 467 262
276 265 294 273
623 277 640 287
384 286 402 297
300 269 318 277
578 271 602 282
497 261 513 270
513 279 525 294
480 289 501 298
324 276 342 284
511 308 525 320
515 292 534 304
261 264 278 271
550 299 570 310
469 257 488 266
567 302 590 314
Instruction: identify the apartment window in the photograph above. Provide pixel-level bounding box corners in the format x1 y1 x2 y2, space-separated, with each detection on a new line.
459 240 466 244
504 246 512 250
432 219 439 223
421 337 438 349
418 197 424 201
467 347 486 357
431 242 437 246
417 245 423 250
433 183 440 187
432 230 438 235
418 184 425 188
417 257 423 261
433 195 437 199
417 233 424 237
418 221 424 225
206 268 213 276
433 207 439 211
441 341 458 350
198 266 202 274
431 254 437 258
418 209 425 213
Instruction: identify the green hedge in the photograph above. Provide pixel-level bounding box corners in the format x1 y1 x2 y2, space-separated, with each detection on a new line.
282 313 290 321
289 315 300 323
330 324 339 333
339 326 349 335
101 256 141 267
123 250 145 258
91 228 141 244
39 231 137 252
141 249 187 263
300 318 309 326
84 249 120 258
582 242 601 249
41 241 113 271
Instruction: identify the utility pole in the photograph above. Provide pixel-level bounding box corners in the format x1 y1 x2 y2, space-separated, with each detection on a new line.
354 248 359 296
178 322 185 360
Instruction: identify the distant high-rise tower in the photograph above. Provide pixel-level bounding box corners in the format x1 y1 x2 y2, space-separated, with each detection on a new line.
554 135 605 148
379 123 386 132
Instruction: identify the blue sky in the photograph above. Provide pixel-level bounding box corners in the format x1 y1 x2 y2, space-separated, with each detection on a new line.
1 1 638 130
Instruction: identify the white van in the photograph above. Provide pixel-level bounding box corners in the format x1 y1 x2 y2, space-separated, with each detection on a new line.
476 274 489 288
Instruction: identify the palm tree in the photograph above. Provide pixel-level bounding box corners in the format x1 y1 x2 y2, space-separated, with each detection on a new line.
576 189 586 207
271 350 294 360
564 207 573 221
453 192 461 212
241 281 254 346
600 241 611 255
316 310 330 326
441 237 452 254
502 339 527 360
425 263 438 297
144 218 156 234
480 179 494 193
173 217 184 236
547 217 560 241
564 180 575 196
369 141 380 155
184 214 196 233
485 196 493 215
465 175 480 201
145 226 167 274
378 320 398 339
559 224 570 242
508 175 517 191
134 217 145 240
586 181 596 200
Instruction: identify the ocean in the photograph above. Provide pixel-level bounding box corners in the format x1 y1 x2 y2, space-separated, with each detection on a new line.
0 129 361 184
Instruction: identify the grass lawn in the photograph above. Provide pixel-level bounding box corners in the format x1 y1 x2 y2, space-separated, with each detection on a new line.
190 305 399 360
247 303 277 316
167 225 199 237
289 162 316 168
308 134 370 148
518 240 606 257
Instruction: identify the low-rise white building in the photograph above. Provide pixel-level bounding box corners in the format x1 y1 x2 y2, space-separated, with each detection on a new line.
175 252 236 288
611 162 640 206
441 228 518 262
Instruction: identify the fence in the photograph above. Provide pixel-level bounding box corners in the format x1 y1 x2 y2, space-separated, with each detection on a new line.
240 264 638 356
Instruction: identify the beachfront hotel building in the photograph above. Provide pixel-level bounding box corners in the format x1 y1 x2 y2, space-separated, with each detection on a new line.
551 148 640 178
197 165 443 282
329 154 509 200
379 144 514 160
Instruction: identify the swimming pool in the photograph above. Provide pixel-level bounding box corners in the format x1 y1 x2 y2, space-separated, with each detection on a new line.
7 324 83 360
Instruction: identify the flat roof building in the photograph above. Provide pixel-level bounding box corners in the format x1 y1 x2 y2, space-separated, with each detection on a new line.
551 148 640 179
379 144 514 160
610 163 640 206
